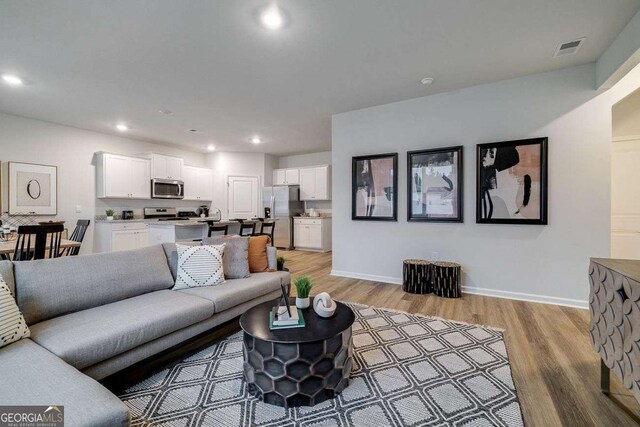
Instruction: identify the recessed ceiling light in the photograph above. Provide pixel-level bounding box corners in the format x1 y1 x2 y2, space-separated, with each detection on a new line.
207 144 215 151
158 109 173 115
188 128 204 134
115 123 129 132
420 77 434 86
2 74 24 86
251 136 262 144
260 5 285 30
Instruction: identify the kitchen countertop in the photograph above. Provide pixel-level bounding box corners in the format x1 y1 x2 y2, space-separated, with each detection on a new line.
95 217 267 225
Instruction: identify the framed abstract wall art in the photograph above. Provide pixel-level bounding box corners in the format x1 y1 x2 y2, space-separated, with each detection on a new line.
8 162 58 215
352 153 398 221
407 146 463 222
476 137 548 225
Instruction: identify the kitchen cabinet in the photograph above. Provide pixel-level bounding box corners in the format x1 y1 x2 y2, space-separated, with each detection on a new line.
273 168 299 185
299 165 331 201
112 229 149 252
96 153 151 199
151 153 183 180
94 222 150 253
183 165 213 201
293 217 331 252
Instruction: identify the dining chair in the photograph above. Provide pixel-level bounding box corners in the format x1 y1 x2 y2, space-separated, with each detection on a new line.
239 222 256 237
256 221 276 246
60 219 91 256
13 224 64 261
208 223 229 237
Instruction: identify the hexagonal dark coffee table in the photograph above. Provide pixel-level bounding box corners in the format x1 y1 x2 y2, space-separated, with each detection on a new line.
239 297 355 407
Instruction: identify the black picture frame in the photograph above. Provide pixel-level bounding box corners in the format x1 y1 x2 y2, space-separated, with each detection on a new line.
352 153 398 221
407 146 463 223
476 137 548 225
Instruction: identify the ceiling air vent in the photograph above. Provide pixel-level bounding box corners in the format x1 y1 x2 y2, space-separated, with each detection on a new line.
554 37 585 58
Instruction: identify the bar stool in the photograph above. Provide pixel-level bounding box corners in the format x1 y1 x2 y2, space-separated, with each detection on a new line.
257 221 276 246
239 222 256 237
208 223 229 237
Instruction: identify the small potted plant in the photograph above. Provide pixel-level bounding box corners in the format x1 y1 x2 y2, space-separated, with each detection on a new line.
277 256 286 271
106 209 115 221
294 276 313 309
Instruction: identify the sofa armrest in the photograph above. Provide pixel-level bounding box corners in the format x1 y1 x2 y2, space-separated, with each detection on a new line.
267 246 277 270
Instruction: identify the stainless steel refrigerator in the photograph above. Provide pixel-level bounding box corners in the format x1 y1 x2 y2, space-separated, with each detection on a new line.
263 186 304 249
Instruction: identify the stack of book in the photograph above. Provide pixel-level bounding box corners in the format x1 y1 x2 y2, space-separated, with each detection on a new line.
269 305 305 330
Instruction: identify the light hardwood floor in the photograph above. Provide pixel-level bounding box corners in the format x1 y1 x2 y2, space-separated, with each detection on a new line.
283 249 639 427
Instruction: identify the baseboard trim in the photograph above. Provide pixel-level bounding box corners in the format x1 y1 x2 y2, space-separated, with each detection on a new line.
330 270 588 309
331 270 403 285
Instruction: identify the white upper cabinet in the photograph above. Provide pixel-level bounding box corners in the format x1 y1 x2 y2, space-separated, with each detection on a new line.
274 169 286 185
299 165 331 200
273 168 299 185
151 153 184 180
96 153 151 199
285 168 299 185
299 168 315 200
183 165 213 201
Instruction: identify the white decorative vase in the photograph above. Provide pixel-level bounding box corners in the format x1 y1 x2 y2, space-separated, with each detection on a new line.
106 216 114 221
296 297 310 309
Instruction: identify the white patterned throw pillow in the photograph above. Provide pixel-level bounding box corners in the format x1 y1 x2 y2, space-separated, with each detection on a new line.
173 244 225 290
0 275 30 349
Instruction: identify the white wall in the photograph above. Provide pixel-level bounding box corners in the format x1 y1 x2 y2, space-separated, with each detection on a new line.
332 63 640 308
0 112 207 254
205 151 272 219
278 151 332 168
613 87 640 137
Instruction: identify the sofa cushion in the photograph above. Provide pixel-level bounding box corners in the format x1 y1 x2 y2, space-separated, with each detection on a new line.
14 245 175 325
0 260 14 295
0 275 30 348
178 271 290 313
0 339 129 427
29 290 214 370
202 236 251 279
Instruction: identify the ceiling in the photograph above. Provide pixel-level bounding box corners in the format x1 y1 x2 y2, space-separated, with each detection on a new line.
1 0 639 155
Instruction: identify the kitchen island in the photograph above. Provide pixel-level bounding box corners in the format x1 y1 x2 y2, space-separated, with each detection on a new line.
94 217 267 252
147 219 262 245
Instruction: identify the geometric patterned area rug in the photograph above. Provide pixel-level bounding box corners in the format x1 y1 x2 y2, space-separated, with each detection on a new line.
119 302 524 426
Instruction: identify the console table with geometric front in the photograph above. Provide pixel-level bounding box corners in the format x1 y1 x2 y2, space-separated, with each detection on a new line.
589 257 640 417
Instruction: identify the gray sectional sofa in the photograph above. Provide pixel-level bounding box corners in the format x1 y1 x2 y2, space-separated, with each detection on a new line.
0 244 290 426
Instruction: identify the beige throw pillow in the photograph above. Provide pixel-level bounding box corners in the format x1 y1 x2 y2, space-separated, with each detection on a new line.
0 275 30 349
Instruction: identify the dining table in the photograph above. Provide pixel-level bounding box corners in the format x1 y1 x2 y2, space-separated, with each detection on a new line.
0 239 82 257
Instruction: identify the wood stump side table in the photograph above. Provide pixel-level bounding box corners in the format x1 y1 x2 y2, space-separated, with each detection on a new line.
402 259 433 294
432 262 462 298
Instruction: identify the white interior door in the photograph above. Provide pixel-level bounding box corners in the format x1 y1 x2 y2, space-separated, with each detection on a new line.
612 138 640 259
228 175 260 219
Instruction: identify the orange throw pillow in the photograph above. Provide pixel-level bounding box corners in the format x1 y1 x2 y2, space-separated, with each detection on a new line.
248 235 270 273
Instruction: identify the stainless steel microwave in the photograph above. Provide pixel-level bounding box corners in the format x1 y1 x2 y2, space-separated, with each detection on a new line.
151 178 184 199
